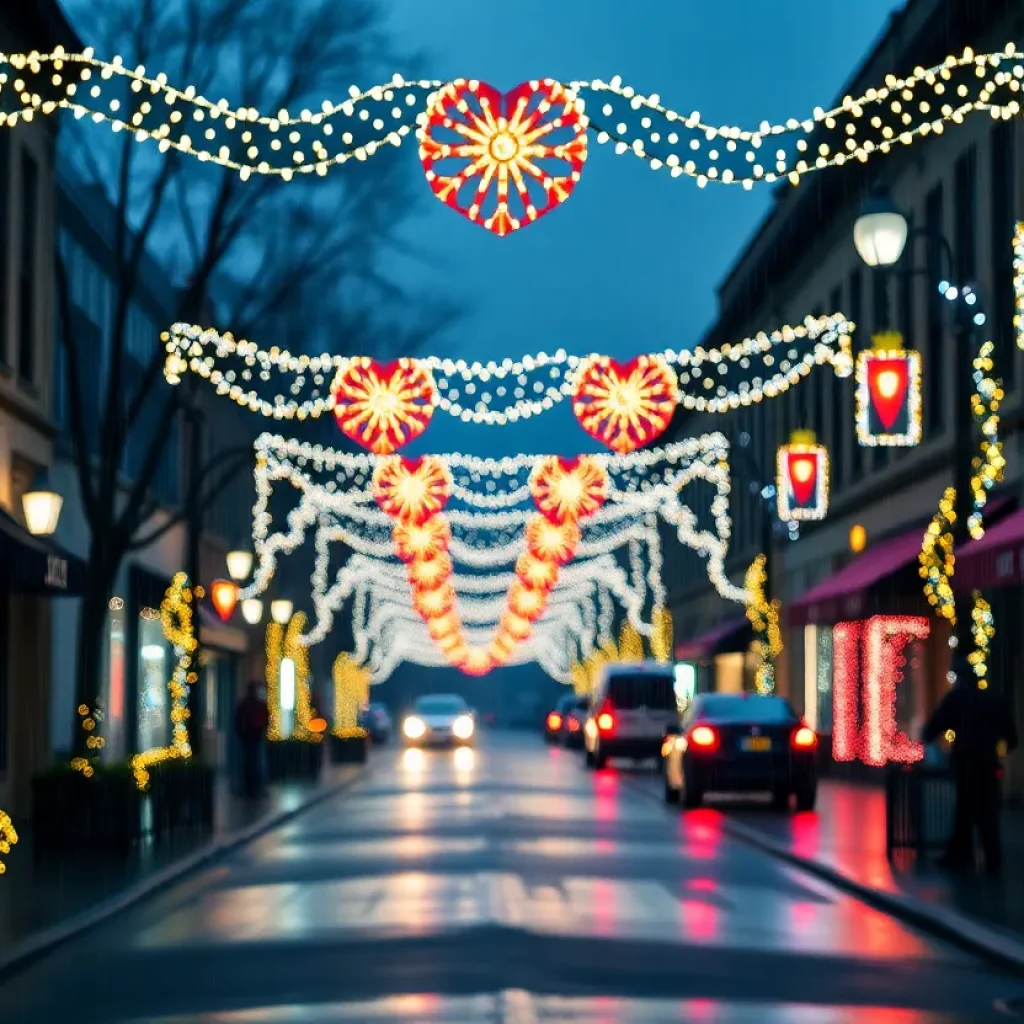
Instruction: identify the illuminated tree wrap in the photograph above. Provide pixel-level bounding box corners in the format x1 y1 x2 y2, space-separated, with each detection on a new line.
919 340 1004 670
744 554 782 696
572 355 679 453
130 573 199 790
650 606 673 664
0 812 17 875
418 79 587 237
332 359 436 454
285 613 317 741
332 653 369 739
265 621 284 741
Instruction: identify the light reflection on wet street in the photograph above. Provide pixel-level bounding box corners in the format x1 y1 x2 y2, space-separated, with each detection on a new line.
4 733 1023 1022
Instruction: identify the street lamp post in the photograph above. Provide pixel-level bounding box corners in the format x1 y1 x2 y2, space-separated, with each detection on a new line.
854 184 981 642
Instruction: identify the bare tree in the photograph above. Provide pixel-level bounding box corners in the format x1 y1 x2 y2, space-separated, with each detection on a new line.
56 0 449 755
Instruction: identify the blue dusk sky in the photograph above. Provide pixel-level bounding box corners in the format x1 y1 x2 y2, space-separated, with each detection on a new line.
383 0 905 457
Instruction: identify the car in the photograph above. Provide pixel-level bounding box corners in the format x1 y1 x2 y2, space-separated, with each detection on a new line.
561 695 590 750
402 694 476 747
662 692 818 810
544 693 588 746
361 702 393 744
583 662 677 769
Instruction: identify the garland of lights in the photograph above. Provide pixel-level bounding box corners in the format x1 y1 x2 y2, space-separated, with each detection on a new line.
164 316 853 429
1014 222 1024 351
69 699 106 777
744 554 782 696
3 45 1020 197
131 573 198 790
919 327 1004 651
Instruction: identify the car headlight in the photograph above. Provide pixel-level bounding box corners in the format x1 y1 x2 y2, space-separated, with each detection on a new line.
452 715 475 740
403 716 426 739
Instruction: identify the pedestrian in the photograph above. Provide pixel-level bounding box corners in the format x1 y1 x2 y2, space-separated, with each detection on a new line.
235 681 269 797
922 652 1018 874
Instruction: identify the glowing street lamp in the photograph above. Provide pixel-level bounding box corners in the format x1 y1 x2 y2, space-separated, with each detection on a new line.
241 598 264 625
22 488 63 536
226 549 253 582
853 186 909 268
270 599 293 624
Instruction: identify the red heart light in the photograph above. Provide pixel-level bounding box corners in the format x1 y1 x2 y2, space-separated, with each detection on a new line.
372 456 451 524
787 452 819 507
867 356 910 431
418 79 588 237
392 516 451 564
333 358 435 455
572 355 679 453
529 456 609 524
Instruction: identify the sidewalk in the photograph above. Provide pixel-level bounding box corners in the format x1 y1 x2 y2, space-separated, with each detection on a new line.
726 779 1024 947
0 764 363 956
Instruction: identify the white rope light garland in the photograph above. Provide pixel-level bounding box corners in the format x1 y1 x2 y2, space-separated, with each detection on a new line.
164 316 853 425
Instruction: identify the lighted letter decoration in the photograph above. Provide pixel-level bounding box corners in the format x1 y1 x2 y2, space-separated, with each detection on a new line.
572 355 679 454
332 359 436 455
856 332 922 447
831 615 927 767
777 430 829 522
418 79 588 237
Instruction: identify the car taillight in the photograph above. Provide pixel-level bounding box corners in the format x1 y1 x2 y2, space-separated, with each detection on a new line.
689 725 718 749
568 717 580 732
792 726 817 749
547 712 562 731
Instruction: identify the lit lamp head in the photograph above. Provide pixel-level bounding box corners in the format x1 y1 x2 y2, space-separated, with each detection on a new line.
22 473 63 537
226 549 253 582
270 599 294 624
241 598 264 625
210 579 239 622
853 184 908 268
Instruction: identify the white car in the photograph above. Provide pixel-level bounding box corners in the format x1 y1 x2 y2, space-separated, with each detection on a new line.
402 694 476 747
584 662 678 769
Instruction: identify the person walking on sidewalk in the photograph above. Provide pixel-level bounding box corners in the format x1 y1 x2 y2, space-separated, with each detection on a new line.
923 652 1018 874
236 682 270 797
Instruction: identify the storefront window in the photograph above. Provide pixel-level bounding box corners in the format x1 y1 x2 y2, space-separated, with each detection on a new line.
137 611 170 751
816 626 834 737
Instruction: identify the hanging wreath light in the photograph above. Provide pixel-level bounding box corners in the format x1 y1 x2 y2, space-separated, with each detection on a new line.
392 516 452 563
529 456 609 524
777 430 829 522
856 332 922 447
524 514 581 565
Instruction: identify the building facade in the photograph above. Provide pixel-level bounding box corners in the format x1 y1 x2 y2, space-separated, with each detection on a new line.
666 0 1024 789
0 4 82 819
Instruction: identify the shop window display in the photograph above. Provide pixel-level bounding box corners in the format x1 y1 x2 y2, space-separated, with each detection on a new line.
137 609 170 752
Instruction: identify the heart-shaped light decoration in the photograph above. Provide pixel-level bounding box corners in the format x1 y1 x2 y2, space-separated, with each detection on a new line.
373 456 451 524
572 355 679 453
333 358 435 455
529 456 609 524
392 516 451 564
418 78 588 237
525 514 581 566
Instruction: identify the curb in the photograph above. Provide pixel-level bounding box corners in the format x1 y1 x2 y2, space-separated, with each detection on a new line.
0 767 368 983
722 817 1024 977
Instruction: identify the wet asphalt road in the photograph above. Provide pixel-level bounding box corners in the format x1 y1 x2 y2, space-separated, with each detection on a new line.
4 731 1024 1022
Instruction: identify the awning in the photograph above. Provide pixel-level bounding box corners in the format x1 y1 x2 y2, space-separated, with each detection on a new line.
955 506 1024 591
0 507 86 596
199 605 249 655
675 615 753 662
787 526 924 626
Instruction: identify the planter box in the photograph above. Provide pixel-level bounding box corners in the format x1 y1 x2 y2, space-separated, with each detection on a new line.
32 769 142 853
147 761 215 839
330 734 368 764
266 739 323 783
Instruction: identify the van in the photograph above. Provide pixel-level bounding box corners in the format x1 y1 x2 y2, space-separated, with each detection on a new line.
584 661 678 769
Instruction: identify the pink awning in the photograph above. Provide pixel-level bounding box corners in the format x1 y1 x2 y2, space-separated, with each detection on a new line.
955 506 1024 591
786 526 925 626
675 615 752 662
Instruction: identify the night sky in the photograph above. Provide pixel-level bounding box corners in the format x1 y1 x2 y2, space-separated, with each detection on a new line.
384 0 905 458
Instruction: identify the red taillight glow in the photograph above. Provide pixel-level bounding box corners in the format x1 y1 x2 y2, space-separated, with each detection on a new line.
596 712 615 732
689 725 718 749
792 726 817 749
568 718 580 732
547 712 562 731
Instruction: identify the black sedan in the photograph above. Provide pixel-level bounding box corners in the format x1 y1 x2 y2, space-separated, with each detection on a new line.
662 693 817 811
